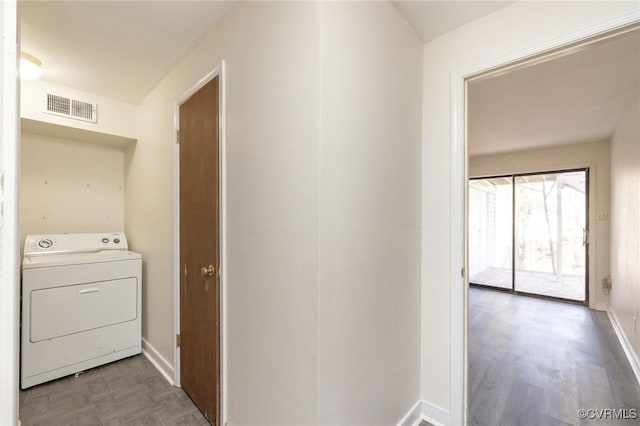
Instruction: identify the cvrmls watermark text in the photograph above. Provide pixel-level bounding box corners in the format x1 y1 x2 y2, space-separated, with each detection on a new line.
577 408 638 420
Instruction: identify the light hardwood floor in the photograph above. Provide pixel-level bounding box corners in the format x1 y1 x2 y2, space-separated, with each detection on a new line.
19 355 209 425
469 287 640 426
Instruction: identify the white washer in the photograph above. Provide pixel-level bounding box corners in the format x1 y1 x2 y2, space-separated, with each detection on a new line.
21 232 142 389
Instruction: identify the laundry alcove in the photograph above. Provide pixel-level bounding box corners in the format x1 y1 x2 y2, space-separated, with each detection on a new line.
19 78 137 251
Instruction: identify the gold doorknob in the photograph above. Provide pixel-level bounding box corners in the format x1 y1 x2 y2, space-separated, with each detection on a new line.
201 264 215 277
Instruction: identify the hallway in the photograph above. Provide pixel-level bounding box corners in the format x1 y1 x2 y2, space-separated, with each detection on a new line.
469 287 640 425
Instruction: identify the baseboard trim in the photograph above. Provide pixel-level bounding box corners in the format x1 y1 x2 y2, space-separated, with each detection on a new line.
420 401 450 426
397 400 451 426
397 400 422 426
607 308 640 387
141 338 175 386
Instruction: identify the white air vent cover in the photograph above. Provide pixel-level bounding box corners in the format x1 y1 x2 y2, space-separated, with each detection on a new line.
43 93 97 123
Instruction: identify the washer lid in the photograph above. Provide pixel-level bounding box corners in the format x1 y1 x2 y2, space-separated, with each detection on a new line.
22 249 142 269
24 232 129 257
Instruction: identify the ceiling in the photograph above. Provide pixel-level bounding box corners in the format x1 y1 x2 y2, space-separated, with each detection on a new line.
19 2 639 154
391 1 514 43
20 1 513 105
19 1 236 105
468 29 640 157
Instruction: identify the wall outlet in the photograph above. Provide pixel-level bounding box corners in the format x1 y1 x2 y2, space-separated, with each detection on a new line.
597 211 609 221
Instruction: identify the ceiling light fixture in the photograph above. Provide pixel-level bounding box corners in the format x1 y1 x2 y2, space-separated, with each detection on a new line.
20 52 43 80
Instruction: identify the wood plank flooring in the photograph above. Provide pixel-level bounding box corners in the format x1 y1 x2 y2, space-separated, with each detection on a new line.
469 287 640 426
19 355 209 426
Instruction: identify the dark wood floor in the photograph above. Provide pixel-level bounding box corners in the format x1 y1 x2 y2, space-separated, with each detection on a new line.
19 355 209 426
469 287 640 426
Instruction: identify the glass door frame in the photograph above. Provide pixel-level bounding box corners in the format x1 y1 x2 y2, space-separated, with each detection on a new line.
469 167 590 305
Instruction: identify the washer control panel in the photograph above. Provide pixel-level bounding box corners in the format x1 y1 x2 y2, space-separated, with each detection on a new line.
100 236 122 244
24 232 129 257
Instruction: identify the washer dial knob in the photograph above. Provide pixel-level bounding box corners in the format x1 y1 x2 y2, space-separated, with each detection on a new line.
37 238 53 249
102 238 109 243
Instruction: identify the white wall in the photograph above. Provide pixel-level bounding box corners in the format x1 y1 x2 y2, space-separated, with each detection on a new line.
126 3 321 424
127 2 423 424
0 0 19 423
20 132 125 246
610 90 640 357
21 79 137 139
318 2 422 424
470 141 611 310
420 0 640 415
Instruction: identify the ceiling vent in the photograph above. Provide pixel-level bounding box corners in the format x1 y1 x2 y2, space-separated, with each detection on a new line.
43 93 97 123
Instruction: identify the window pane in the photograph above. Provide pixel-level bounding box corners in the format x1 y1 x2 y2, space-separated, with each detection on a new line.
469 177 513 290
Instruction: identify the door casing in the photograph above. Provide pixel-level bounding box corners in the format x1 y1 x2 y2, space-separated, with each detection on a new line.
1 1 20 425
173 61 227 424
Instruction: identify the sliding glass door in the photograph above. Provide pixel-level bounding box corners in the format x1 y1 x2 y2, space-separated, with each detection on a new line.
469 177 512 290
514 171 587 301
469 169 588 303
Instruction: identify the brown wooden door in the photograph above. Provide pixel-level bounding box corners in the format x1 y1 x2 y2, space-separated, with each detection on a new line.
179 76 220 425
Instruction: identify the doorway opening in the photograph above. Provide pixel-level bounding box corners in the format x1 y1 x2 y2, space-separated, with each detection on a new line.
469 169 589 303
458 22 640 426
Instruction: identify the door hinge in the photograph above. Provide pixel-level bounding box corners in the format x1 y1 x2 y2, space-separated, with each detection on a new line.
176 333 181 348
176 129 180 144
461 266 466 278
